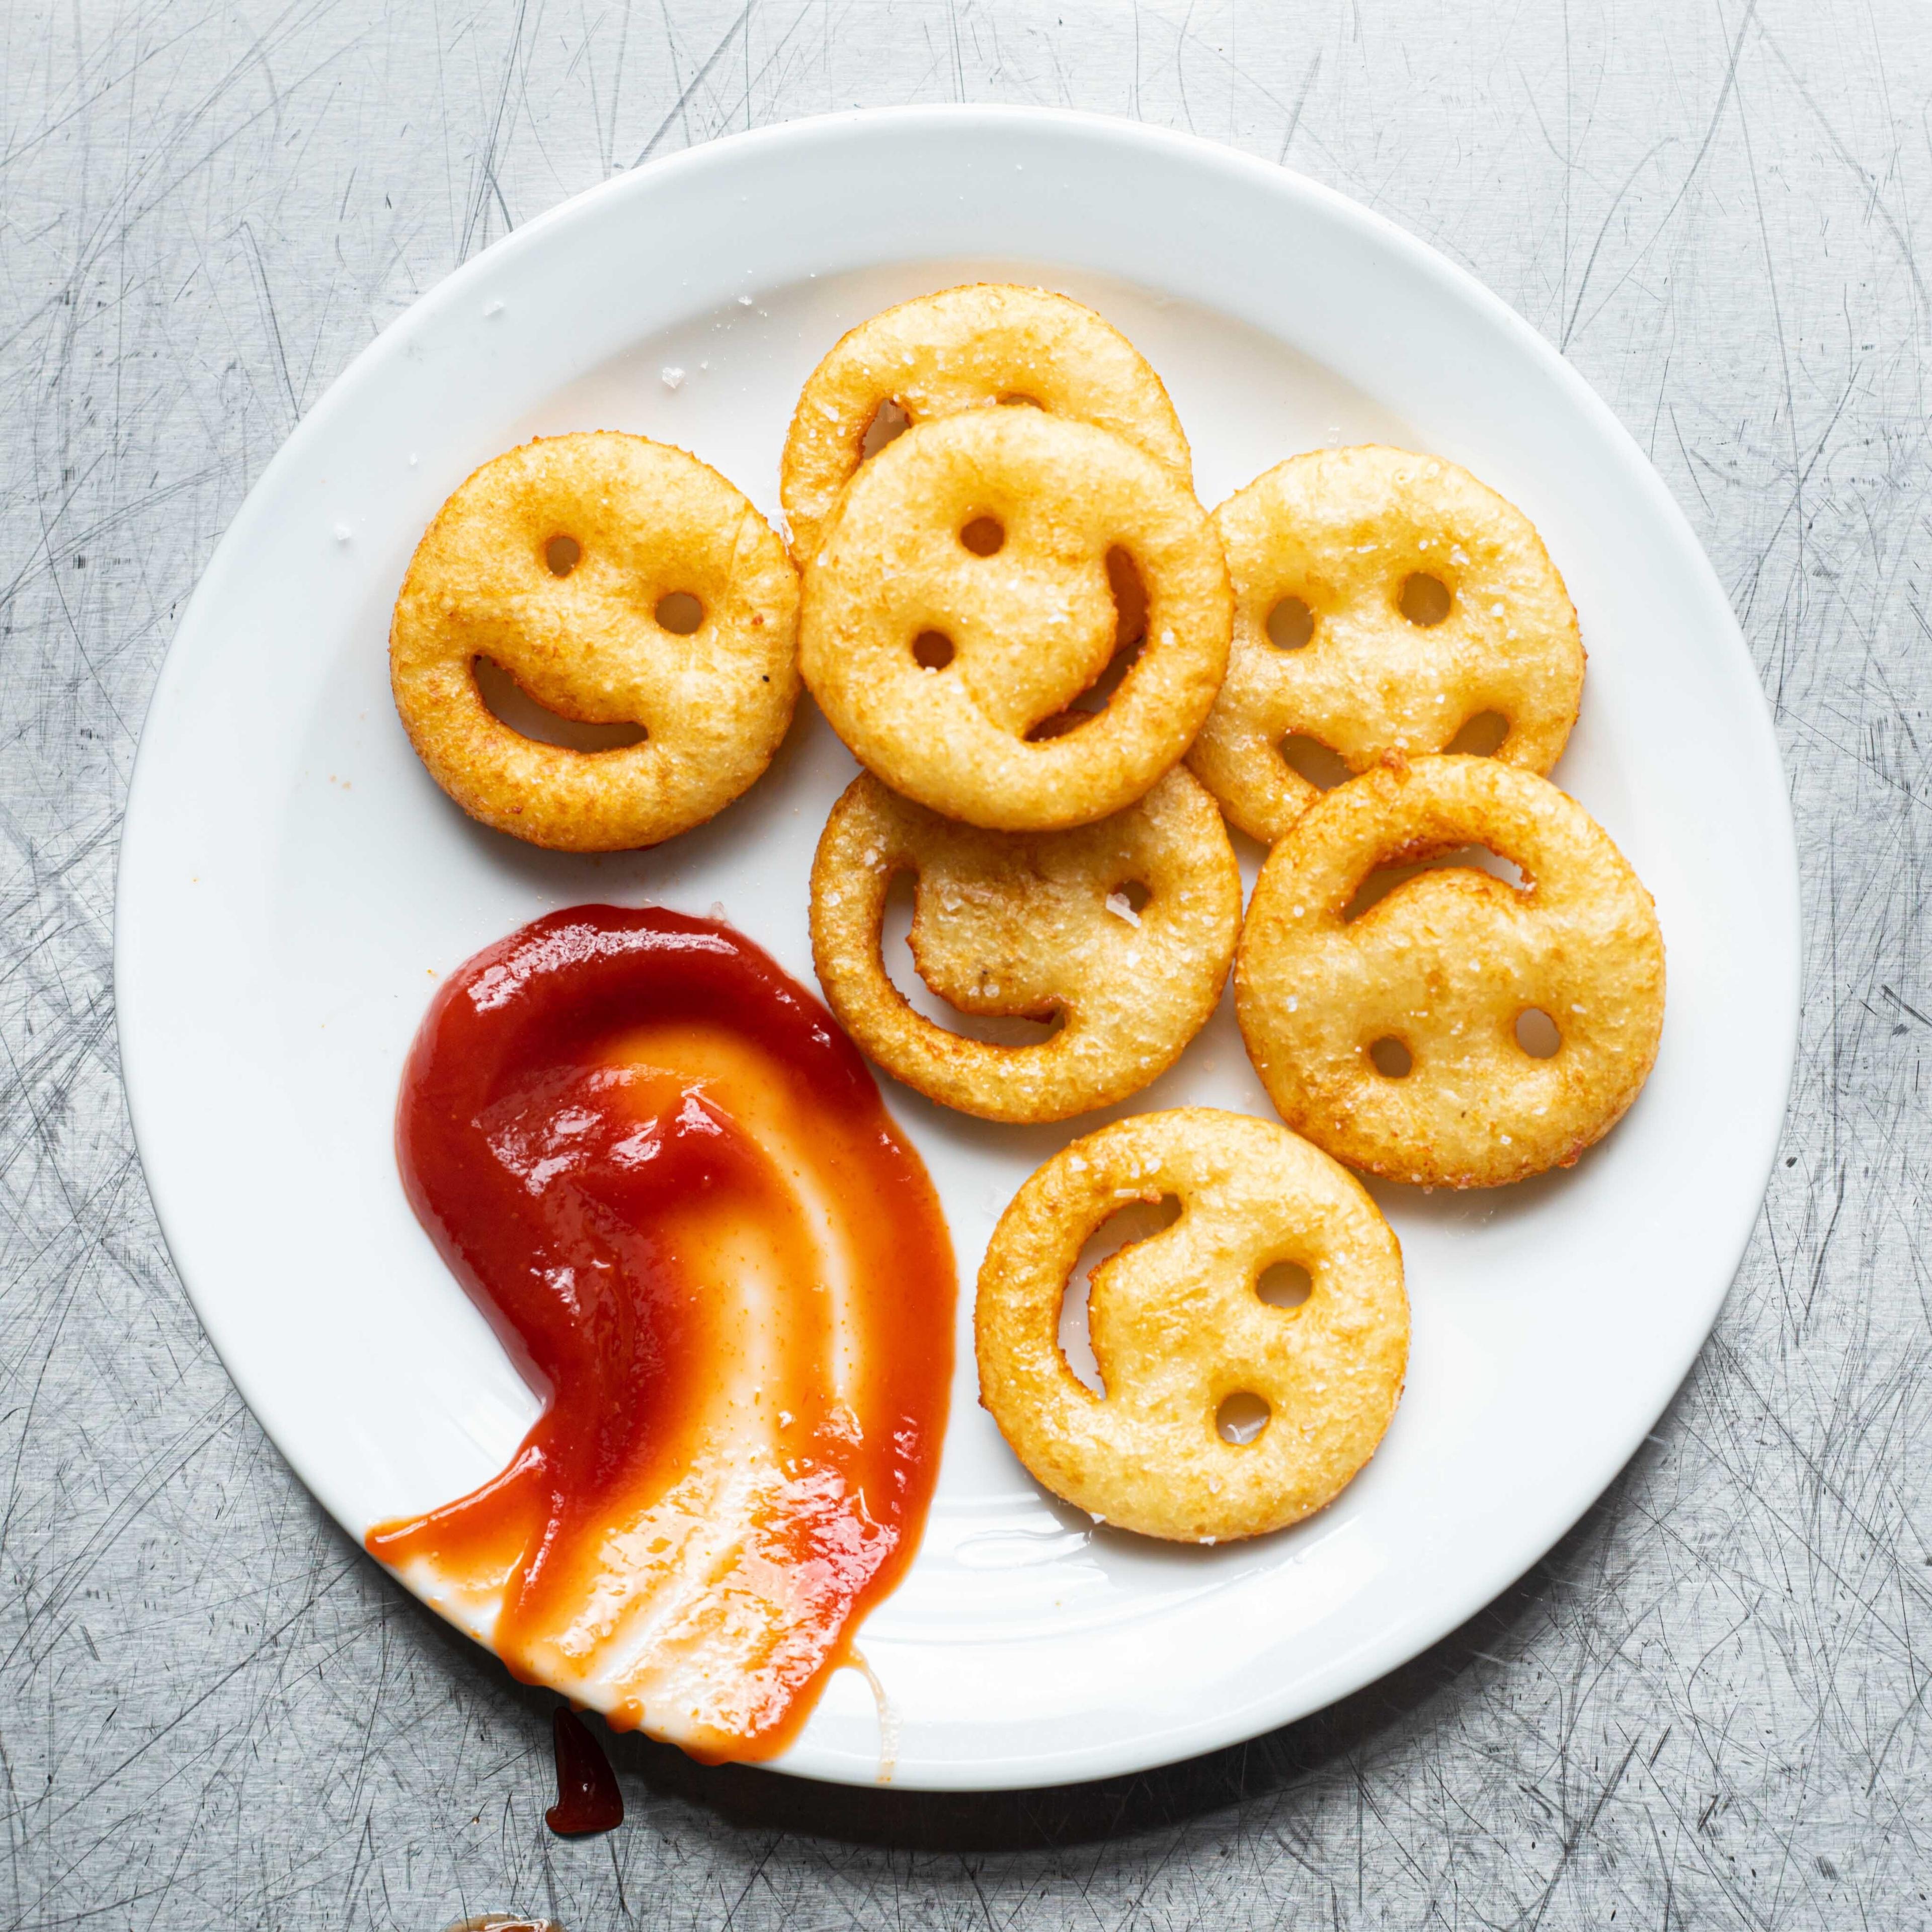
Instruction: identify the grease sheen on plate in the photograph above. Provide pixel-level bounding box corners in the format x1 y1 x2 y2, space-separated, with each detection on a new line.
115 109 1797 1790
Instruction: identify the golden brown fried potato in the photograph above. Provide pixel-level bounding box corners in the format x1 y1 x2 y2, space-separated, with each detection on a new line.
390 433 798 851
1235 755 1665 1188
810 768 1240 1123
780 283 1191 564
1188 447 1584 843
799 410 1231 832
976 1108 1408 1543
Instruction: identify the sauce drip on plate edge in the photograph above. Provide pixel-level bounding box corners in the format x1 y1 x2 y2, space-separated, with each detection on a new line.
546 1708 623 1835
368 906 956 1765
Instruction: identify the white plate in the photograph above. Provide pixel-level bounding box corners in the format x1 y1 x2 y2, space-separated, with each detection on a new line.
116 107 1798 1792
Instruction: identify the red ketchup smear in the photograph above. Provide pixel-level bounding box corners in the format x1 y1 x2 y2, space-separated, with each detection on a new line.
366 906 955 1764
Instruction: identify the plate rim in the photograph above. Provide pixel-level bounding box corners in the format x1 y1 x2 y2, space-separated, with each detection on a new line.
114 102 1802 1791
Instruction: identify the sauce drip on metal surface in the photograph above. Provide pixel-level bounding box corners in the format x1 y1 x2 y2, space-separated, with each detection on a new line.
546 1708 623 1835
368 906 955 1764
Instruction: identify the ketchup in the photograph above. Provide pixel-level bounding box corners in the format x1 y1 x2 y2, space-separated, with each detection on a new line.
546 1708 623 1835
368 907 955 1764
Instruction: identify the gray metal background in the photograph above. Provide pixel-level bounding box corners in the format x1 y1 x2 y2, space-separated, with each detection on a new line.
3 3 1926 1926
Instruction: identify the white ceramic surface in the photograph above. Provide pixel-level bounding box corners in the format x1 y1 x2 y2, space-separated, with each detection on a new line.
115 107 1799 1792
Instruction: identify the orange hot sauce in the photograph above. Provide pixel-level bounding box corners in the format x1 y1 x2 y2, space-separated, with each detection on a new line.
368 906 955 1763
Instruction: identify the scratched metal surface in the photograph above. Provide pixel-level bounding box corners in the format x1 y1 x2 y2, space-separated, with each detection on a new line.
2 3 1927 1926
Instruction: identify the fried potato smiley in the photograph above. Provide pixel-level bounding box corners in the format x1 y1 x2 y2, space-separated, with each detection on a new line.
780 283 1191 564
1235 755 1665 1188
810 767 1240 1124
975 1108 1408 1543
1188 446 1584 843
799 409 1232 832
390 432 798 852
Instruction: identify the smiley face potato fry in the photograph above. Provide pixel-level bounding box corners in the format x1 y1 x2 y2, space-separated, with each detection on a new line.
975 1109 1409 1543
780 283 1192 565
1235 756 1665 1188
799 409 1232 832
810 767 1240 1124
1187 446 1584 844
390 433 799 851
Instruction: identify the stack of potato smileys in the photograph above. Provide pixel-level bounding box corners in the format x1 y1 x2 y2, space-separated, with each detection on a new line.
390 283 1665 1550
